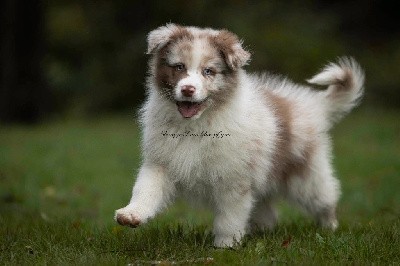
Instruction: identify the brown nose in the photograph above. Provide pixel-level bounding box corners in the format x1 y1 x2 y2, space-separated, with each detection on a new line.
181 85 195 97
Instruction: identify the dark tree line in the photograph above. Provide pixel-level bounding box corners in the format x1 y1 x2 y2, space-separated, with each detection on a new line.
1 0 399 124
0 0 51 123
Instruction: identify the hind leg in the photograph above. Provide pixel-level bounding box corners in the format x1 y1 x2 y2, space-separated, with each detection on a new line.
286 151 340 230
250 197 278 232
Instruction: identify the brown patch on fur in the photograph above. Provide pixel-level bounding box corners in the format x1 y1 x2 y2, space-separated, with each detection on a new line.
169 25 194 44
147 24 193 54
202 30 246 108
210 30 250 70
302 127 316 165
198 44 225 68
146 26 194 101
154 45 189 100
265 91 314 181
152 26 194 100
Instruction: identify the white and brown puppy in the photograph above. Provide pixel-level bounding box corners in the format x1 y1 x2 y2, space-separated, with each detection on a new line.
115 24 364 247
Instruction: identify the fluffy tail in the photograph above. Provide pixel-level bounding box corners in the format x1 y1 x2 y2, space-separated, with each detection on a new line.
307 57 365 127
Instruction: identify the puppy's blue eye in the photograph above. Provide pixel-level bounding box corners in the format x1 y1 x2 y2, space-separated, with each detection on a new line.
175 64 185 71
203 68 213 76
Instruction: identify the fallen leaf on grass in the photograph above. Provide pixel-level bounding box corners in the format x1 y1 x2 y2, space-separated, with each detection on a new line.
281 235 292 248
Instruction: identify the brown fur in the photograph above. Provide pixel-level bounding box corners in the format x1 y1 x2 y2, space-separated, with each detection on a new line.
147 25 193 54
265 91 315 181
155 45 189 100
205 32 247 108
210 30 250 70
152 25 194 99
169 26 194 44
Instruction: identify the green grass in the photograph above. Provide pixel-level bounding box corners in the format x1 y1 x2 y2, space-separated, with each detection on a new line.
1 108 399 265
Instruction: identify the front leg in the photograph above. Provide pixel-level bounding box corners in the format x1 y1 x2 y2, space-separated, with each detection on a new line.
115 163 174 227
213 186 254 248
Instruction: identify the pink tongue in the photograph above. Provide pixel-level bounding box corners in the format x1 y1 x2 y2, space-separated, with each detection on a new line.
177 101 201 118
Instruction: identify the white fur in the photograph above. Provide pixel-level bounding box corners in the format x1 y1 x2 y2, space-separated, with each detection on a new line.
115 25 364 248
308 57 365 126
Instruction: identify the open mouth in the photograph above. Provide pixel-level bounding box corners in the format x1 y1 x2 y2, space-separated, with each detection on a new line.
176 100 207 118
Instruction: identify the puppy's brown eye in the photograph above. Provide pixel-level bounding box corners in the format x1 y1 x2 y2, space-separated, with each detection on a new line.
203 68 214 76
175 63 185 71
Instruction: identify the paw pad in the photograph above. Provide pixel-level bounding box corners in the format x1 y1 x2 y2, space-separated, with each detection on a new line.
116 213 141 228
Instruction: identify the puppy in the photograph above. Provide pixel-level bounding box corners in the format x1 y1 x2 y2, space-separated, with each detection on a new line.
115 24 364 247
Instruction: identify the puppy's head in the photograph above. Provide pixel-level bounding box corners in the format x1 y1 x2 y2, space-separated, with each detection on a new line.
147 24 251 119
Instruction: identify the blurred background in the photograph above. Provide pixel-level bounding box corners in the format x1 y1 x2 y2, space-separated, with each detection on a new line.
1 0 399 124
1 3 399 262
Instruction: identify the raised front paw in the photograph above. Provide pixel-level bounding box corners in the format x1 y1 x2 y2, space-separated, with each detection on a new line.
114 207 142 228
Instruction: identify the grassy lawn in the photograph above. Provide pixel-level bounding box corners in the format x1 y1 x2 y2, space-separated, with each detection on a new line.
1 108 399 264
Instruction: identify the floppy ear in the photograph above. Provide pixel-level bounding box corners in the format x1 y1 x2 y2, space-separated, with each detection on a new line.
213 30 251 70
147 23 181 54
